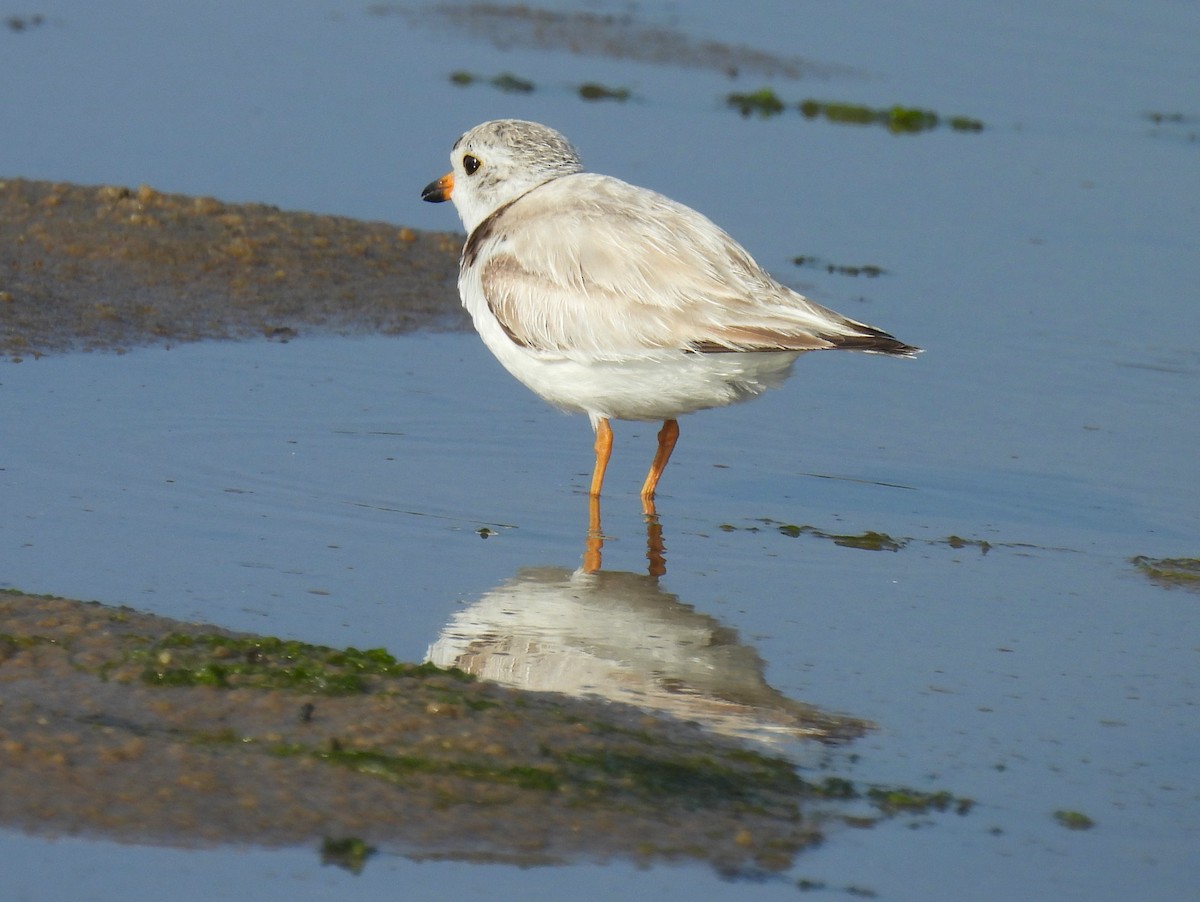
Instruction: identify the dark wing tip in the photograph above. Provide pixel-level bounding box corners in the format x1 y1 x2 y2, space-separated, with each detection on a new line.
829 324 921 358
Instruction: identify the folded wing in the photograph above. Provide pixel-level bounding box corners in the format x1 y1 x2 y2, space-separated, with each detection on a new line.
469 172 917 359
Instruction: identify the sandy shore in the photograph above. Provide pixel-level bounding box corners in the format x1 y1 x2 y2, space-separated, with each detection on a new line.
1 177 467 359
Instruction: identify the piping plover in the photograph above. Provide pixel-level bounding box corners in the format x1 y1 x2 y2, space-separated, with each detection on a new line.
422 119 918 503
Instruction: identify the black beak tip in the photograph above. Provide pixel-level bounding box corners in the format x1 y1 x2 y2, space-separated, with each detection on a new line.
421 180 448 203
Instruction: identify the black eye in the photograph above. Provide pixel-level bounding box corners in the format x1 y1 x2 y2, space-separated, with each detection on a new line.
463 154 481 175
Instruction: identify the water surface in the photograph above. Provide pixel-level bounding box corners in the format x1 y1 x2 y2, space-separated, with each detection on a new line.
4 1 1199 899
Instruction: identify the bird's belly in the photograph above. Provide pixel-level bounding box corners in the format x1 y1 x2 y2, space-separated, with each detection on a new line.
482 330 801 421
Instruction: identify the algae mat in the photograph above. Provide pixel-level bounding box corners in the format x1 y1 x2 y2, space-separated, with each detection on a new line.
0 590 843 872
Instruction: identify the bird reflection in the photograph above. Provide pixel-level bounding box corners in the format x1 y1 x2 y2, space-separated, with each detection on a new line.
428 499 869 747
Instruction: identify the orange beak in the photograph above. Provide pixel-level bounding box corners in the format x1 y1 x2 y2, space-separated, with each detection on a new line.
421 171 454 203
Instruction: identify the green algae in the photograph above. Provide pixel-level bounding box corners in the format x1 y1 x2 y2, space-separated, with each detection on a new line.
774 523 906 552
881 105 940 133
727 87 786 118
449 71 631 103
558 749 803 808
727 90 983 133
129 632 471 695
793 255 885 278
490 72 536 93
109 626 844 808
796 777 972 821
830 530 904 552
803 776 858 799
800 99 982 134
867 787 972 816
448 70 535 92
1053 810 1096 831
578 82 631 102
378 736 781 803
273 744 563 792
947 115 985 132
0 632 56 651
321 836 376 874
262 734 815 806
799 98 873 126
264 719 967 826
1132 556 1200 589
721 520 998 556
946 535 993 553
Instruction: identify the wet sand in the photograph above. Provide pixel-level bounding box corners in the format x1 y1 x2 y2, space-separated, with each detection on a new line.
0 590 829 872
1 178 467 359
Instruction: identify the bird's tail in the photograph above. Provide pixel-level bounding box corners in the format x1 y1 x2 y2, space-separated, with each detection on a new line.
820 314 921 357
827 318 921 357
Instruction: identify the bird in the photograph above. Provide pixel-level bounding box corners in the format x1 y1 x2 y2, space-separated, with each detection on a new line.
422 119 918 505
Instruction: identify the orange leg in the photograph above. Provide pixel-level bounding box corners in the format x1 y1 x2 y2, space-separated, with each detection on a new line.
582 493 604 573
589 417 614 498
640 419 679 501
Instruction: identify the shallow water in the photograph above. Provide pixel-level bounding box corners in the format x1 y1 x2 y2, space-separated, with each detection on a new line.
4 1 1200 899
